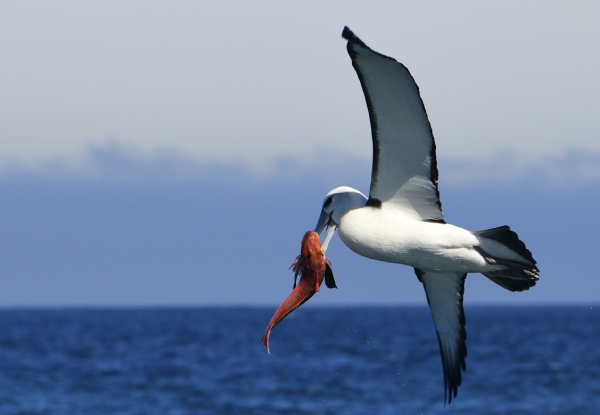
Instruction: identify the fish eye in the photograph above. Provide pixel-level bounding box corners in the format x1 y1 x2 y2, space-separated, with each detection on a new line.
323 196 333 208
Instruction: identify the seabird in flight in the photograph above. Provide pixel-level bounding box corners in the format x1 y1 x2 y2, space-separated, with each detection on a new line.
315 26 539 405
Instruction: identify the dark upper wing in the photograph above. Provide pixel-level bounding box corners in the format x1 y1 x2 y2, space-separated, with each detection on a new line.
342 27 444 222
415 269 467 405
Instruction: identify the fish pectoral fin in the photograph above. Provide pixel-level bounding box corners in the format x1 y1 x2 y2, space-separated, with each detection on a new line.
324 261 337 289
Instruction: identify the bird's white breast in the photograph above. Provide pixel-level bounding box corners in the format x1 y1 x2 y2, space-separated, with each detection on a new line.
337 206 489 273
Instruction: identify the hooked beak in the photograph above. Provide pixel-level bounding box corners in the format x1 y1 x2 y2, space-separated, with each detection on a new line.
314 209 331 235
314 210 337 255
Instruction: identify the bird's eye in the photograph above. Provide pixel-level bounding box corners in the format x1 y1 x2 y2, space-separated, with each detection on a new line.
323 196 333 208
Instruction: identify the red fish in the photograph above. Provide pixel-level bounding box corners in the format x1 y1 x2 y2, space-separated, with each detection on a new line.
262 231 336 353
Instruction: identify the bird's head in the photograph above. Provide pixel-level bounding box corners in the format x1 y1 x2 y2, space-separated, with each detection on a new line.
314 186 367 254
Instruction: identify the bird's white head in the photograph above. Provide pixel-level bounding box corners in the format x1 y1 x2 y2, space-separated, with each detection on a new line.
314 186 367 254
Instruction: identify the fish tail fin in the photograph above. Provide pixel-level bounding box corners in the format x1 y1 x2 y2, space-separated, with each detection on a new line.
261 326 272 354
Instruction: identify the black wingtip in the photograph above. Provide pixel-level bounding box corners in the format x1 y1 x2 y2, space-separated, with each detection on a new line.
341 26 367 48
341 26 352 40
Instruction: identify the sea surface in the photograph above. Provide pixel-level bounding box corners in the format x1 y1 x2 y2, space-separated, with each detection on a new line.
0 306 598 415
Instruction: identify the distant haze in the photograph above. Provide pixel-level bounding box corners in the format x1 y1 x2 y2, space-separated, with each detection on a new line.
0 170 597 306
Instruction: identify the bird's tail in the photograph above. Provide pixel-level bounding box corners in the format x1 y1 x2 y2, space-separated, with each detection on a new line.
472 226 539 292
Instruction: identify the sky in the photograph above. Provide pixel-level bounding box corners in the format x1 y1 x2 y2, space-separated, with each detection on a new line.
0 1 599 306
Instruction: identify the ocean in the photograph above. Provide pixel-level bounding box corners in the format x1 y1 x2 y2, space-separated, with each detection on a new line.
0 306 598 414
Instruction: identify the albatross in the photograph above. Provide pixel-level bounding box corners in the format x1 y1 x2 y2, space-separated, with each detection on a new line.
314 27 539 405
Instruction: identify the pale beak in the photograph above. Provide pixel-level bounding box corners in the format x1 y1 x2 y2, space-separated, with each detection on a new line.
314 209 331 235
320 224 337 255
315 209 337 254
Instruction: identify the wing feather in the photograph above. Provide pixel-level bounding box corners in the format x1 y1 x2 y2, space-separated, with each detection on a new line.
342 27 444 222
415 268 467 405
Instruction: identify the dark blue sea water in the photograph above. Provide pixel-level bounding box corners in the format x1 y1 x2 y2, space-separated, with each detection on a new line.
0 306 598 414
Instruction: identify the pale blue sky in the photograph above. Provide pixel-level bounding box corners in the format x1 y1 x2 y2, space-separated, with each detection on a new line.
1 1 599 180
0 2 598 305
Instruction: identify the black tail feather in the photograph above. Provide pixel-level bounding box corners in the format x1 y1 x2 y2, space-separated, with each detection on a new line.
474 226 537 268
474 226 539 292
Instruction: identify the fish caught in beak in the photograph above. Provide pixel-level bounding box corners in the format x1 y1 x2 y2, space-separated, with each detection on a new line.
261 231 336 353
314 209 337 255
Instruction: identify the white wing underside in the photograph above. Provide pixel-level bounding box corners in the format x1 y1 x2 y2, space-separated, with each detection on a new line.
343 28 444 222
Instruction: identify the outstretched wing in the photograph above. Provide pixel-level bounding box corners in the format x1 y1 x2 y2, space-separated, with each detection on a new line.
343 27 444 222
415 269 467 405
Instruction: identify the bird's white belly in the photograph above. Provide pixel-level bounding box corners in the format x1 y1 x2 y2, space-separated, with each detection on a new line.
337 207 489 273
